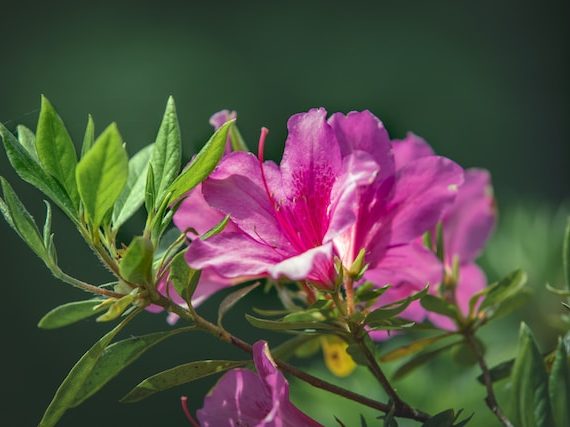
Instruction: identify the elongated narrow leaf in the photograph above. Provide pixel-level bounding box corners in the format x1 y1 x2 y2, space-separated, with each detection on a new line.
119 236 153 286
112 144 153 229
271 335 319 361
366 299 414 324
81 115 95 157
510 323 554 427
245 314 338 333
420 295 459 320
76 123 128 228
36 95 79 205
167 120 234 203
38 299 104 329
39 311 138 427
150 97 181 204
201 214 230 240
562 217 570 290
1 123 76 218
121 360 245 403
229 124 248 151
549 338 570 427
17 125 39 162
0 177 48 260
393 340 462 380
422 409 455 427
170 250 200 303
72 327 195 406
479 269 527 312
380 333 455 362
43 200 52 247
218 282 260 327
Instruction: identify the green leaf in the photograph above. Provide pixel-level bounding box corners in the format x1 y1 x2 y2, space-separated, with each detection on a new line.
245 314 338 333
422 409 455 427
0 177 48 261
17 125 39 162
112 144 153 230
38 299 104 329
170 250 201 303
76 123 128 228
81 115 95 157
510 323 554 427
479 269 527 312
477 359 515 384
201 214 230 240
36 95 79 205
218 282 260 327
451 339 483 366
119 236 154 286
549 338 570 427
1 122 76 219
43 200 52 248
380 333 455 362
72 327 194 406
420 295 459 320
39 310 137 427
271 335 319 361
562 217 570 290
121 360 245 403
229 124 248 151
166 120 234 203
150 97 181 204
393 340 462 380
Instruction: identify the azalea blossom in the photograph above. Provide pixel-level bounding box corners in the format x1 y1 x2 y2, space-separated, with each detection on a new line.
197 341 322 427
369 135 495 333
186 109 463 294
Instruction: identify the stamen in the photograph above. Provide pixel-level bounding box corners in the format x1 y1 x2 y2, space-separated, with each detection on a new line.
180 396 200 427
258 127 269 163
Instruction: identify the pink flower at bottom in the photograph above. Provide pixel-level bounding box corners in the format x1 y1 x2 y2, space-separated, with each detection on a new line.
198 341 322 427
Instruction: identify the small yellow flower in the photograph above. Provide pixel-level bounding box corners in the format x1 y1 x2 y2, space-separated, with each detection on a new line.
320 335 357 377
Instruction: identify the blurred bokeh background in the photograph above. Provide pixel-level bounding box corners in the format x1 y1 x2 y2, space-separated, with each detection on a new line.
1 1 568 425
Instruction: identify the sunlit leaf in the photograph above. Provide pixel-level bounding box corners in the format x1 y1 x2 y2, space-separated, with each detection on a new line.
76 123 128 228
380 333 455 362
81 115 95 157
166 120 234 203
1 123 76 218
119 236 154 286
393 340 462 380
150 97 181 204
112 144 153 230
17 125 38 162
36 95 79 206
479 269 527 312
245 314 339 333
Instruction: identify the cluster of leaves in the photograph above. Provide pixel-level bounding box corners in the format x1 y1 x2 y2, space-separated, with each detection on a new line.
0 96 238 426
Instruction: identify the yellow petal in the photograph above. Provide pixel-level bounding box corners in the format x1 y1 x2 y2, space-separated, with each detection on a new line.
321 335 357 377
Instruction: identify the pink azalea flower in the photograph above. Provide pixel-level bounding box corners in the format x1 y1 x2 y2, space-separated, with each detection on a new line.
197 341 322 427
186 109 463 291
369 135 495 332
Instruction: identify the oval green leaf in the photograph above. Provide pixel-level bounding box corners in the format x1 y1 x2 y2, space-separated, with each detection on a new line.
76 123 128 228
38 299 104 329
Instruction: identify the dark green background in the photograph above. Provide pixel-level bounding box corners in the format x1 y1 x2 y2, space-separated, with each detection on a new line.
1 1 568 426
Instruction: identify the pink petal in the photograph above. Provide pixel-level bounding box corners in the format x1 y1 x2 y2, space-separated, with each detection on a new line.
392 132 434 170
186 231 284 278
203 152 291 250
328 110 394 179
443 169 495 264
269 243 335 287
173 183 230 235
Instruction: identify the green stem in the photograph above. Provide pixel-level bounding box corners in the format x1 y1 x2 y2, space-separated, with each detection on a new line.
464 331 513 427
51 267 123 299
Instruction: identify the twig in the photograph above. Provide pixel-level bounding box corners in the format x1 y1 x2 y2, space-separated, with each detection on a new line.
465 331 513 427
